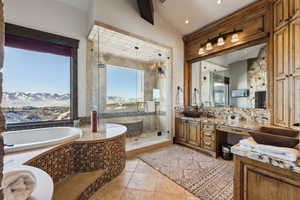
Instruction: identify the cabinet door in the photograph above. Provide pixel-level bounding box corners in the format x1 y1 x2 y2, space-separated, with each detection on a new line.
241 165 300 200
274 26 290 127
289 20 300 129
290 0 300 19
187 122 201 147
274 0 290 30
175 119 187 143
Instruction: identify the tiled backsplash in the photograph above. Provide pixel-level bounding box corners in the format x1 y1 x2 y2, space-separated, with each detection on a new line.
202 107 271 123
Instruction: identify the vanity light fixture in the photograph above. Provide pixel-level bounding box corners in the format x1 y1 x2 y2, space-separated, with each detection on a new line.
185 19 190 24
198 47 205 55
217 37 225 46
231 33 240 43
198 29 243 56
206 42 213 51
217 0 223 5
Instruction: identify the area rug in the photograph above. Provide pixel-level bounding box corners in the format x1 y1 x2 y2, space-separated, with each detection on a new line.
139 145 233 200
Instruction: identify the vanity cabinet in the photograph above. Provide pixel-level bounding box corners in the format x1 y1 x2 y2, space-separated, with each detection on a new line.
289 18 300 129
187 121 201 147
234 155 300 200
175 118 216 157
290 0 300 20
201 124 216 152
175 118 188 143
274 0 300 30
274 0 290 30
274 25 290 127
273 0 300 128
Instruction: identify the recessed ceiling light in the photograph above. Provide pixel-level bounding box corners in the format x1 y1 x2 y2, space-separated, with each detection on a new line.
185 20 190 24
217 0 223 5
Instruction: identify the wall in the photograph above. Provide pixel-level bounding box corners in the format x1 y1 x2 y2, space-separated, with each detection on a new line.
3 0 89 117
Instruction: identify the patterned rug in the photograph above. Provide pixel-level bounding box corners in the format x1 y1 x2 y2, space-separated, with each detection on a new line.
139 145 234 200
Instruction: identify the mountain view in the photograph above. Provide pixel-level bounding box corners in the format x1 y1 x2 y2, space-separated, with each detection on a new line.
2 92 70 123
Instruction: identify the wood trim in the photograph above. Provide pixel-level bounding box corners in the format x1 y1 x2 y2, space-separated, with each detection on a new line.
4 23 79 126
5 23 79 48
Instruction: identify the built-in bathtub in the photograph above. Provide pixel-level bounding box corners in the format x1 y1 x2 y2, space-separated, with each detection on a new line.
3 127 82 153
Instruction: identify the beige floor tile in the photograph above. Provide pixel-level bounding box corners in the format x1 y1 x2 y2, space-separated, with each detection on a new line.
155 176 186 195
135 160 160 176
125 159 139 172
120 189 155 200
110 171 133 187
154 192 186 200
127 172 157 191
93 182 124 200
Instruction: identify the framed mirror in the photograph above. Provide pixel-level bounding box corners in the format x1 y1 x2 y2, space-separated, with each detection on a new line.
191 43 267 109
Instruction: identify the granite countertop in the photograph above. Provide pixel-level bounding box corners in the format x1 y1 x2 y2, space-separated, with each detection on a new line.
177 115 274 130
78 123 127 142
232 144 300 174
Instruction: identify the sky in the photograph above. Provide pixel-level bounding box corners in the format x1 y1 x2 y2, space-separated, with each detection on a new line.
107 66 143 99
3 47 70 94
4 47 142 99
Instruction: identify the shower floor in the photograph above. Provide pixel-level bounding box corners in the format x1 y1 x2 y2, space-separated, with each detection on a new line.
126 130 170 151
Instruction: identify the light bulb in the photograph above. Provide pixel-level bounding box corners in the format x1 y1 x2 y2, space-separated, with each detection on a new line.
217 37 225 46
231 33 240 43
198 47 205 55
217 0 223 4
206 42 213 51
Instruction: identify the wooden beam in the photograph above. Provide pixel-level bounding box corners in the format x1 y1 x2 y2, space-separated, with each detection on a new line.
137 0 154 25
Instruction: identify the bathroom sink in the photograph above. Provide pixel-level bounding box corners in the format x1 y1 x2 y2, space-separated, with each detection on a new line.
183 111 202 118
248 127 299 148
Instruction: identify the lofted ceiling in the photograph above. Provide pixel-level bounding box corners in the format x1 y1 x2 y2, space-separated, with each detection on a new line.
54 0 91 11
155 0 258 35
54 0 258 35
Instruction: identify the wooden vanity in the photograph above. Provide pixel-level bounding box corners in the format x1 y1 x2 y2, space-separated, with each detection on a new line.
175 117 218 157
232 145 300 200
174 116 263 158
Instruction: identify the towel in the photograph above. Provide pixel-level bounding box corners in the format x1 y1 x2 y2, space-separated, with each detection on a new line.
239 137 300 162
145 101 155 113
2 170 36 200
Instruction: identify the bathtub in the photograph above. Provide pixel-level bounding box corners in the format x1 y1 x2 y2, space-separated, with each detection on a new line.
3 127 82 153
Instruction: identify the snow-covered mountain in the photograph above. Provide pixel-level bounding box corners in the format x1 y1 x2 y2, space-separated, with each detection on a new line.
2 92 70 108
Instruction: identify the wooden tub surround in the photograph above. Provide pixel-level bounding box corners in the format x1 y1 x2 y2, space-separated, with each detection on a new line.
4 123 127 200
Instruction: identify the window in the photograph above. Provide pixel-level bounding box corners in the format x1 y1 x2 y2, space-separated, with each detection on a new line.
106 65 144 111
3 23 79 128
3 47 71 123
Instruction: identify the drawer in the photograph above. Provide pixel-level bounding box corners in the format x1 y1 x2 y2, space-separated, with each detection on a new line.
202 124 215 131
203 131 216 141
202 140 215 151
217 126 249 136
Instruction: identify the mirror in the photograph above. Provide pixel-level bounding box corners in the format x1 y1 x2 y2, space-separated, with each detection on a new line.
191 43 267 109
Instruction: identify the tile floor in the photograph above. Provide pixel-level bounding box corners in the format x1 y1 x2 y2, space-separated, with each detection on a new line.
89 158 200 200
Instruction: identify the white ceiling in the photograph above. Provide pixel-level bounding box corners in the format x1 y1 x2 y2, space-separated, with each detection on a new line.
54 0 258 35
156 0 258 34
54 0 91 11
89 25 171 63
